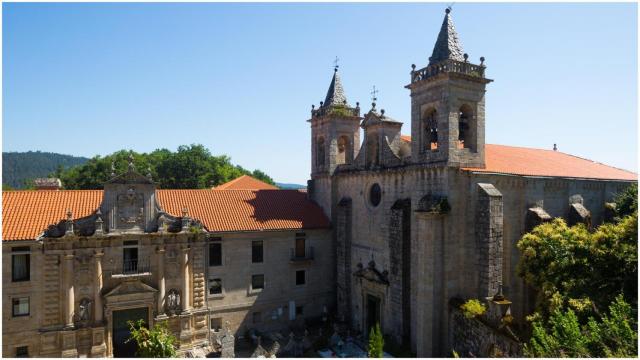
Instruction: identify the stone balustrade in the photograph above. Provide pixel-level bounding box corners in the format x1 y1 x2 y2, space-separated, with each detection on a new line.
411 59 486 83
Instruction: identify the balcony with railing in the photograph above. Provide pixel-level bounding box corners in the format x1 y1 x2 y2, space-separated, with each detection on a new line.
410 58 487 84
111 257 152 278
290 246 314 262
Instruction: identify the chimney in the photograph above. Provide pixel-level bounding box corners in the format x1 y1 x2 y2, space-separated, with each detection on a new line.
34 178 62 190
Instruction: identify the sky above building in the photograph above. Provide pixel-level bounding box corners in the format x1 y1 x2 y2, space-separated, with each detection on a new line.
3 2 637 184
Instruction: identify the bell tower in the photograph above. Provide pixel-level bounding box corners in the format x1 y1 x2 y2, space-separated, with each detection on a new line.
308 65 361 216
406 8 492 168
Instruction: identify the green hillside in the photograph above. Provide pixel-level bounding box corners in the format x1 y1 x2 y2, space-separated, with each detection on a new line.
3 151 89 189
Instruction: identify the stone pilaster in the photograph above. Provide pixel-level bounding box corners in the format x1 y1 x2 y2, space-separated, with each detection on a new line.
94 250 104 324
157 246 166 315
63 252 75 328
181 246 191 312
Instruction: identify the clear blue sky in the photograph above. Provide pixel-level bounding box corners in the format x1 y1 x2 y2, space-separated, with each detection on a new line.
3 2 637 184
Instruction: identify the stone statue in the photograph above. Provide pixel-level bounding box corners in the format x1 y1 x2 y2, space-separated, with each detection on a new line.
166 289 181 314
78 298 92 323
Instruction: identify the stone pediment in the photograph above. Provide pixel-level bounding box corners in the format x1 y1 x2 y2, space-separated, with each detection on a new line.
106 170 154 185
104 279 157 299
354 260 389 285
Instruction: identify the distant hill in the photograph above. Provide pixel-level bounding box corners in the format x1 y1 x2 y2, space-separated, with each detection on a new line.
3 151 89 189
276 182 306 190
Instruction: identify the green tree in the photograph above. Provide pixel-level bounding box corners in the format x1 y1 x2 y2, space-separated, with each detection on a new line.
126 319 177 358
517 185 638 358
251 169 275 185
613 183 638 219
368 323 384 358
54 144 274 190
516 212 637 314
525 295 637 357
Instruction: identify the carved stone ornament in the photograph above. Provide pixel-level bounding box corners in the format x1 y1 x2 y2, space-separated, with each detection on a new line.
117 187 144 225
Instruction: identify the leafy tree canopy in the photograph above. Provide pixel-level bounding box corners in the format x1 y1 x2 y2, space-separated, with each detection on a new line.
53 144 275 190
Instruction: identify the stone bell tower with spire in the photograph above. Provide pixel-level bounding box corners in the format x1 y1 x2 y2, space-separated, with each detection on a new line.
406 8 492 168
308 65 361 217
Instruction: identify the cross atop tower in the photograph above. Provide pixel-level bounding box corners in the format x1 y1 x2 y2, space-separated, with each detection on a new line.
370 85 379 103
333 56 339 72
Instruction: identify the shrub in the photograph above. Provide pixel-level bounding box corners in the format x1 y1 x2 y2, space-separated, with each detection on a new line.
368 323 384 358
460 299 486 319
126 320 177 358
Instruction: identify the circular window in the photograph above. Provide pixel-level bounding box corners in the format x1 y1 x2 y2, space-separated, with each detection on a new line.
369 183 382 207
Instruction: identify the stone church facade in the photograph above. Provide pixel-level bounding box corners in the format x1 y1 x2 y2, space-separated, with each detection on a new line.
307 8 636 357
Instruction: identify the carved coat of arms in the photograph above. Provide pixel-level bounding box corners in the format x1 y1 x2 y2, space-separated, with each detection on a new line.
117 188 144 226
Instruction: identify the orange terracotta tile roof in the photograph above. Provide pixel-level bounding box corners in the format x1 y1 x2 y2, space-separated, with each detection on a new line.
400 135 636 181
465 144 636 181
3 190 103 242
3 189 329 241
156 189 328 233
214 175 279 190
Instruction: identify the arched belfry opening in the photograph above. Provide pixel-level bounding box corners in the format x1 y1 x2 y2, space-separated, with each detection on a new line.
458 104 476 151
423 108 438 151
337 135 351 165
316 137 326 167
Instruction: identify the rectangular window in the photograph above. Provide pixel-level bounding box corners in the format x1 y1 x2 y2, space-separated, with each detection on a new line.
252 241 263 263
12 247 30 282
295 236 305 258
251 274 264 290
16 346 28 358
12 297 29 317
296 305 304 316
209 278 222 295
123 241 138 274
210 317 222 332
209 242 222 267
296 270 306 285
253 311 261 324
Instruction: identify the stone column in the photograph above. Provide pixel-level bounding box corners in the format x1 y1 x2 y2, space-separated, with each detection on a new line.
63 253 75 328
94 250 104 324
157 246 166 315
181 247 191 312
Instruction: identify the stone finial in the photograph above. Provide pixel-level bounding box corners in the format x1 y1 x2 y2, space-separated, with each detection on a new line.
320 101 324 107
411 63 416 71
553 143 557 151
493 282 505 301
463 53 469 61
181 207 190 232
311 104 315 110
95 209 104 235
380 109 385 116
480 56 485 65
371 102 376 110
110 162 116 177
65 210 74 236
127 153 135 172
